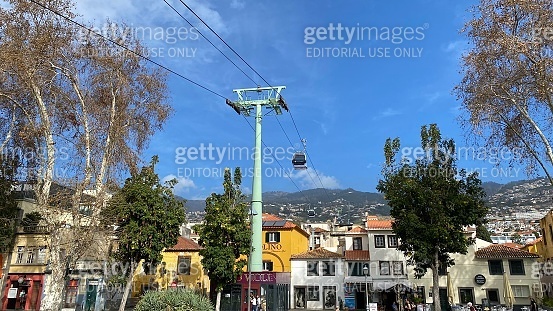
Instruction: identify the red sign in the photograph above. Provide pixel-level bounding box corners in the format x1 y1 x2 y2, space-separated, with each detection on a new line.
237 272 276 284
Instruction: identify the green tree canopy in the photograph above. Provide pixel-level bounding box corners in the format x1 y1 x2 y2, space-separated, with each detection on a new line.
194 167 251 311
377 124 488 311
0 156 19 253
105 156 186 311
476 224 492 243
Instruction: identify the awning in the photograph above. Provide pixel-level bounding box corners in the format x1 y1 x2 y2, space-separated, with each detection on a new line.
373 280 417 292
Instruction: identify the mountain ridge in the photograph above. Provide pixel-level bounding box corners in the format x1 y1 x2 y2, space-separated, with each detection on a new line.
184 178 553 222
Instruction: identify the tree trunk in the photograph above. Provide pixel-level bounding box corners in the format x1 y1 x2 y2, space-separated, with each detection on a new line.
39 232 64 311
215 289 222 311
118 263 137 311
432 250 441 311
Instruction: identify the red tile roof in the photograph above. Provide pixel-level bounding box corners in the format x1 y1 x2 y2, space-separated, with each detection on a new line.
367 219 393 230
502 242 523 249
474 244 539 259
291 248 343 259
344 250 370 261
349 226 367 233
166 236 202 252
314 227 328 233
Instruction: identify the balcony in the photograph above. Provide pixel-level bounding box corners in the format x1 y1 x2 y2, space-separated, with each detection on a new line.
18 226 50 234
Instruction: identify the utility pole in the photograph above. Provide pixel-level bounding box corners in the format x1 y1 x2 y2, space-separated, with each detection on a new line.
226 86 288 272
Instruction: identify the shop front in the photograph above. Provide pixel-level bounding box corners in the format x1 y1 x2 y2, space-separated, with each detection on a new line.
219 272 290 311
2 274 44 311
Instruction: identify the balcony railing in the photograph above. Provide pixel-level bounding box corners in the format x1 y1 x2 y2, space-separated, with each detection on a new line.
18 225 50 233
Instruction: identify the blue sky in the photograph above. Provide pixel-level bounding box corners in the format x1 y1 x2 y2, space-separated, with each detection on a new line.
72 0 529 200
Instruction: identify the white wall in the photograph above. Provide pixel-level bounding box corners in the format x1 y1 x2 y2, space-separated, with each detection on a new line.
290 258 345 309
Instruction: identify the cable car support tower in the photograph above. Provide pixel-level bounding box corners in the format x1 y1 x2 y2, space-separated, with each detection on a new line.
226 86 288 272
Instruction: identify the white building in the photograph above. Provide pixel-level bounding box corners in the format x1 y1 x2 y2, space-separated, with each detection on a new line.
365 215 411 311
407 239 540 311
290 248 345 310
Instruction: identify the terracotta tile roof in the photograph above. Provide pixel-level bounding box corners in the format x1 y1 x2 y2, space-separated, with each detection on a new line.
349 226 367 233
474 244 539 259
366 219 393 230
166 236 202 251
503 242 523 249
344 250 370 261
291 247 344 259
314 227 328 233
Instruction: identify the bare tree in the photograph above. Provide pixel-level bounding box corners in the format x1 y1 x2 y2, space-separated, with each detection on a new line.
456 0 553 184
0 0 171 310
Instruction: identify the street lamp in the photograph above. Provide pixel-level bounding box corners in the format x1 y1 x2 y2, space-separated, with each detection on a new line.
363 264 370 311
247 207 258 311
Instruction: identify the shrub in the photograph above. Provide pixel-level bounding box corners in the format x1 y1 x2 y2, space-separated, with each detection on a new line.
134 288 214 311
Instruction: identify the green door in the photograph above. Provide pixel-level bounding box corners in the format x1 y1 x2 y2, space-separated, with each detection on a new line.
439 288 450 311
84 281 98 311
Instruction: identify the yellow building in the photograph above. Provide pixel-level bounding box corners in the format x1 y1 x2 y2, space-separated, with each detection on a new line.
132 236 209 297
259 213 309 273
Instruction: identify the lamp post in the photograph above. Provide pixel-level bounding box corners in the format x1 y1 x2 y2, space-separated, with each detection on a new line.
363 264 370 311
247 207 258 311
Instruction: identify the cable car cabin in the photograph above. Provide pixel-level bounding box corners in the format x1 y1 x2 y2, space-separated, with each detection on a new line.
307 210 315 217
292 152 307 170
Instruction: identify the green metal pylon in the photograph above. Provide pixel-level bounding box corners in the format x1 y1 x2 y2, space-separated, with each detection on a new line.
227 86 288 272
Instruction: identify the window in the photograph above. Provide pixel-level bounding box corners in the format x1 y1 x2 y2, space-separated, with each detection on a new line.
262 261 273 271
348 262 370 276
353 237 362 250
64 279 79 308
417 286 426 300
392 261 404 275
488 260 504 275
16 246 24 264
307 285 320 301
509 260 525 275
438 263 447 276
266 232 280 243
375 235 385 248
177 256 191 275
512 285 530 297
379 261 390 275
307 261 319 276
26 249 35 264
314 236 321 246
486 289 499 304
322 261 336 276
459 288 475 304
37 247 46 264
388 235 398 248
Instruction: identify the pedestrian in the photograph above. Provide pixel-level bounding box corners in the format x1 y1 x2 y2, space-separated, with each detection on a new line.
256 295 262 311
251 293 258 311
405 299 413 311
530 298 538 311
468 302 476 311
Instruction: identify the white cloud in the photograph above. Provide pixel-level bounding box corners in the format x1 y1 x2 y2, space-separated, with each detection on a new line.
292 169 341 189
230 0 245 10
162 174 196 195
373 108 401 120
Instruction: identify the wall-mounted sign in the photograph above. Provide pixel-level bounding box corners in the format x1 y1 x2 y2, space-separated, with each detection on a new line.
7 288 18 299
474 274 486 285
262 243 284 252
